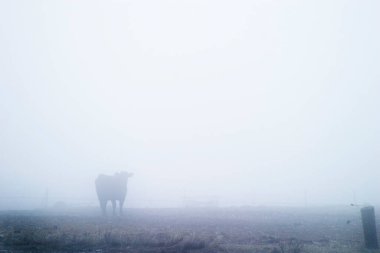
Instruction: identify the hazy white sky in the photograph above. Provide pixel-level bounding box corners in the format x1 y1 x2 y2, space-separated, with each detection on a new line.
1 0 379 209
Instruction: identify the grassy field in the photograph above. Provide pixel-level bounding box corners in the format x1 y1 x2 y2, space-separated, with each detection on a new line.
0 206 376 253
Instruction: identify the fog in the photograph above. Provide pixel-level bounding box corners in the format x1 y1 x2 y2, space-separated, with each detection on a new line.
1 0 379 210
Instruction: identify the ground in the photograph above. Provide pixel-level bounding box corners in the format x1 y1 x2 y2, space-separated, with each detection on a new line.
0 206 377 253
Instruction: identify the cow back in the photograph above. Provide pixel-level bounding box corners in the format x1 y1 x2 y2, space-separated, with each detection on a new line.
95 174 127 201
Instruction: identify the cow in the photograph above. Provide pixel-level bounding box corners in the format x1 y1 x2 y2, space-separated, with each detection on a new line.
95 171 133 216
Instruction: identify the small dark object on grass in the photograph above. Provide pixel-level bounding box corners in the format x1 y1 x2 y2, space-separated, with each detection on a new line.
278 239 304 253
271 247 281 253
182 238 206 252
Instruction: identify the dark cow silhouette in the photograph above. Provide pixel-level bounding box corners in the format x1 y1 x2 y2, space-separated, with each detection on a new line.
95 171 133 216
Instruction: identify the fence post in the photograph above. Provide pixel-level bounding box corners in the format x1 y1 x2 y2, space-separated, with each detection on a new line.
361 206 379 249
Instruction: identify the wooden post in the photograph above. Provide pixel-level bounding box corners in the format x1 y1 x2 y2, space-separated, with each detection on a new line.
361 206 379 249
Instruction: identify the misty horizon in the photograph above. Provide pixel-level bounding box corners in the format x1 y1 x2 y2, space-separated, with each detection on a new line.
1 0 379 210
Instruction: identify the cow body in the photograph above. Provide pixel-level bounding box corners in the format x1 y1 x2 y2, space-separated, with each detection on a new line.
95 171 133 216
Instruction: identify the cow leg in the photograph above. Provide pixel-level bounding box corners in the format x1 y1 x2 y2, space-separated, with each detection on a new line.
100 200 107 216
111 200 116 216
119 199 124 216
